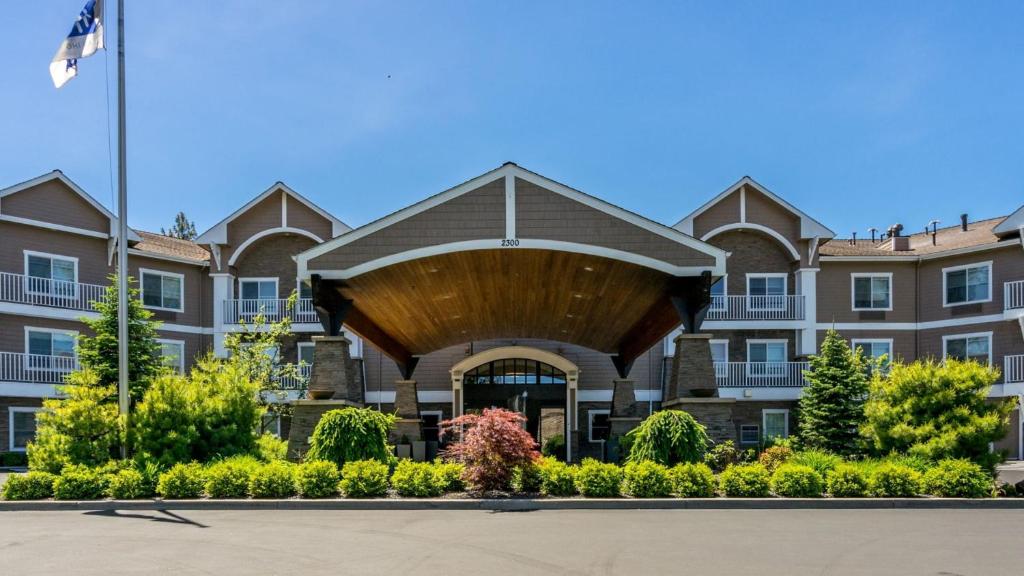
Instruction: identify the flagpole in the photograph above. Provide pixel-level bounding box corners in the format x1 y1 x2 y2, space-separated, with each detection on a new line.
116 0 130 458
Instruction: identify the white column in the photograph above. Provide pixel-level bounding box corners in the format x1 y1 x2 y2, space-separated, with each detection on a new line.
795 268 818 356
212 273 233 357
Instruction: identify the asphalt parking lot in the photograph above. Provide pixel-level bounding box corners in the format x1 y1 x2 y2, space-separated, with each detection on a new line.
1 508 1022 575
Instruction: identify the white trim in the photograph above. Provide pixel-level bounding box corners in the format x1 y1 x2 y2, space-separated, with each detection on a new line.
450 345 580 376
0 213 109 239
746 273 788 295
196 182 350 244
942 331 993 366
704 320 806 330
0 383 58 398
814 313 1006 331
23 250 79 295
710 339 729 363
0 171 115 220
504 174 515 239
719 387 804 400
738 423 760 445
8 407 41 452
139 268 186 313
850 272 893 312
363 390 456 404
762 408 790 439
819 255 919 262
281 192 288 227
227 227 324 267
306 238 724 280
587 409 611 443
159 323 212 335
701 222 802 261
238 277 280 300
747 339 788 363
739 186 746 223
942 261 993 307
24 326 79 363
993 205 1024 235
850 338 894 362
156 338 186 373
297 341 315 365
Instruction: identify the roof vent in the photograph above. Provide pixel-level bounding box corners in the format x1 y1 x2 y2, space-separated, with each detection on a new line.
891 236 911 251
960 213 968 231
887 223 904 238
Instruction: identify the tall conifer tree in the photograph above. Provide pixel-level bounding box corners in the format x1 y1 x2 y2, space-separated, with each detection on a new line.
798 329 869 455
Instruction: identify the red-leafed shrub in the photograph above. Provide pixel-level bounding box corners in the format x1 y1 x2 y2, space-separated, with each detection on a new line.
441 408 540 491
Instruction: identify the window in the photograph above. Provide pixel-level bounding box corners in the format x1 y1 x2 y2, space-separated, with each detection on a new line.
9 407 40 452
711 340 728 377
588 410 611 443
747 274 786 310
462 359 567 386
421 410 443 443
25 328 76 370
710 276 727 310
239 278 279 318
739 424 760 445
851 339 893 373
24 251 77 297
261 411 281 437
763 409 789 440
852 273 892 311
747 340 787 377
297 342 315 366
140 269 184 312
297 279 312 299
943 332 992 366
943 262 991 306
157 339 185 373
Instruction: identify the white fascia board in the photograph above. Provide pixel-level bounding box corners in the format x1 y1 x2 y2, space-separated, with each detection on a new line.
0 382 58 398
993 205 1023 235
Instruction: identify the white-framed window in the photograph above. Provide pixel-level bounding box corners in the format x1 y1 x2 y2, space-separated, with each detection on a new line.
140 268 184 312
943 262 992 307
762 409 789 440
261 411 281 437
851 273 892 311
9 407 41 452
711 339 728 377
588 409 611 443
852 338 893 374
710 275 727 310
942 332 992 366
420 410 443 443
157 339 186 373
297 342 315 366
297 278 312 300
239 277 279 317
747 340 787 377
24 251 78 298
739 424 760 445
24 327 77 371
746 273 787 311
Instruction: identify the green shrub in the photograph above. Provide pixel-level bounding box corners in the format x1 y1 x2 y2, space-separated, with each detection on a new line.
868 463 922 497
205 457 258 498
826 463 868 497
704 440 740 472
156 463 206 499
306 408 396 468
294 460 339 498
669 462 716 497
339 459 390 498
390 460 444 497
433 460 466 492
626 410 708 466
622 461 672 498
719 463 771 497
538 459 577 496
53 465 106 500
542 434 566 460
790 449 842 478
922 459 992 498
512 461 542 493
574 459 622 497
107 468 151 499
882 454 932 474
248 462 296 498
758 445 793 473
0 451 29 467
28 373 121 474
1 471 56 500
770 464 824 497
256 433 288 462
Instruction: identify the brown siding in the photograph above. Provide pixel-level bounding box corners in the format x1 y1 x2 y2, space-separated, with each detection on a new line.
815 329 917 364
708 330 798 362
0 397 44 452
705 230 797 296
817 261 918 323
1 179 110 233
692 190 742 239
918 321 1024 381
0 222 110 285
919 246 1024 322
515 179 716 267
0 316 87 353
285 197 333 241
309 178 505 270
744 187 802 251
128 254 209 328
224 190 285 264
232 234 318 299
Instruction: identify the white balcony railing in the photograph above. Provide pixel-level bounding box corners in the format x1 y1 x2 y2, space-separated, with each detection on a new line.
715 361 810 388
1005 355 1024 384
272 363 312 390
1005 280 1024 311
223 298 318 324
705 295 806 321
0 352 79 384
0 271 107 312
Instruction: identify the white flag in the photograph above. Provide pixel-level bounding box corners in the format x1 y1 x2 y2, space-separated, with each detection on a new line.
50 0 105 89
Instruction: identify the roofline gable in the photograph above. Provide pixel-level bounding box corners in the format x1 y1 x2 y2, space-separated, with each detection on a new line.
196 181 351 245
994 205 1024 236
674 176 835 240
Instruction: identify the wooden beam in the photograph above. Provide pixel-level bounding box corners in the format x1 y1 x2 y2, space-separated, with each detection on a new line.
310 274 350 336
670 271 713 333
343 305 419 379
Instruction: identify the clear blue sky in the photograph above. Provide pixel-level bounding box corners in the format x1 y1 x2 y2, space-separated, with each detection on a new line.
2 1 1022 237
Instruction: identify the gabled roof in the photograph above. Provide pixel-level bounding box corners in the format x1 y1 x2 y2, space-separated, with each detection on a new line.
0 170 141 241
133 230 210 262
196 181 351 244
820 216 1012 258
994 204 1024 236
674 176 835 239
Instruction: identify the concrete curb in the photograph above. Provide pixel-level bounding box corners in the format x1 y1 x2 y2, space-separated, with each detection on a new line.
2 497 1023 512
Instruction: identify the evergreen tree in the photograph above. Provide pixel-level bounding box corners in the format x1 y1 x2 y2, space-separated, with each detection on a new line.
797 329 869 456
162 212 197 240
76 275 164 402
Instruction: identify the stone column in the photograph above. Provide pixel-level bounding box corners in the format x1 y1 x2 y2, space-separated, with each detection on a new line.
668 333 718 401
307 335 361 403
608 378 643 438
391 379 423 444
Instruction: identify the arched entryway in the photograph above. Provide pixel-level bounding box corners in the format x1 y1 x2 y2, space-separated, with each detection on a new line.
450 346 579 461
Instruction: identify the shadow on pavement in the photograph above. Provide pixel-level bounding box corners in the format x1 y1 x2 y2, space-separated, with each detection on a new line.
83 509 209 528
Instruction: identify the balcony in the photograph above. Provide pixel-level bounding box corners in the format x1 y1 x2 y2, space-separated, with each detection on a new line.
272 363 311 390
0 352 78 384
223 298 318 324
1006 355 1024 384
705 295 806 321
1005 280 1024 312
0 271 107 313
715 361 810 388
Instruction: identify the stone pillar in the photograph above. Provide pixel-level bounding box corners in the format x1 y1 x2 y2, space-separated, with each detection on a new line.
608 378 642 438
668 333 718 401
307 335 361 403
391 379 423 443
286 399 362 460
